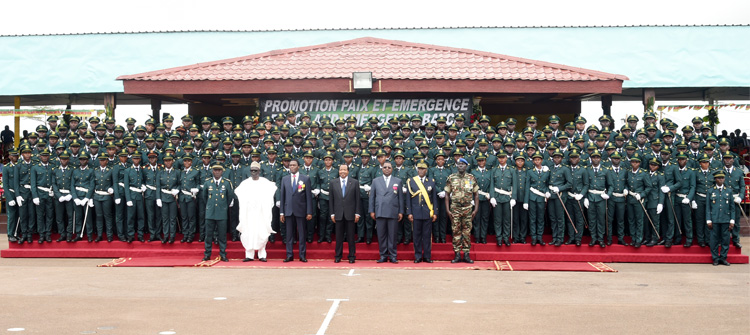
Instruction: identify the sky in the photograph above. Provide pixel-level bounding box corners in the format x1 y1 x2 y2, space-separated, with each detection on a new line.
2 0 749 135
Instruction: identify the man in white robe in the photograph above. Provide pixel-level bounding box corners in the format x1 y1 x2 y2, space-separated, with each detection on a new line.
236 162 277 262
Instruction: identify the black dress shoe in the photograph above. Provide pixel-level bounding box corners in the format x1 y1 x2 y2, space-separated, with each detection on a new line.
88 236 94 243
564 239 574 245
38 238 44 244
139 237 145 243
259 258 267 262
334 258 341 263
45 236 52 242
377 258 387 263
317 238 324 243
198 237 205 243
720 259 731 266
107 237 113 243
326 238 332 243
698 241 706 247
504 240 511 246
180 238 186 243
633 243 641 248
242 258 253 262
127 238 133 244
531 240 537 246
538 241 546 246
349 259 355 264
56 236 66 242
606 240 612 246
8 236 17 243
732 241 742 248
17 237 24 245
617 240 625 245
202 257 210 261
366 239 372 245
575 241 581 247
300 258 308 262
355 237 364 243
268 236 275 243
307 238 313 243
683 242 692 248
424 258 433 263
231 235 239 242
220 256 228 262
599 242 606 248
554 241 562 247
168 238 175 244
646 240 657 247
283 257 293 262
390 258 398 264
665 241 672 248
712 260 719 266
414 259 422 264
589 240 597 247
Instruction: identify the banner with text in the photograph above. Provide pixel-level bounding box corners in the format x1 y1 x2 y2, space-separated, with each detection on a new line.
260 97 472 126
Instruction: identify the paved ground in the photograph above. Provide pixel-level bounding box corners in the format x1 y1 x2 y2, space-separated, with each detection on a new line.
0 236 748 334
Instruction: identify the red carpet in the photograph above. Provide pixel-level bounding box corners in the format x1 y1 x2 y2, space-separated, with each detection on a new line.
3 234 747 264
95 257 616 272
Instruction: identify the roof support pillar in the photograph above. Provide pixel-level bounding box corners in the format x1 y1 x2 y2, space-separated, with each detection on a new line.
151 98 161 123
104 93 116 118
601 94 612 117
642 88 655 114
14 96 20 148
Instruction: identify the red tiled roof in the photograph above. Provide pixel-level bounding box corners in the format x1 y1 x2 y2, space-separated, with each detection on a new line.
118 37 628 82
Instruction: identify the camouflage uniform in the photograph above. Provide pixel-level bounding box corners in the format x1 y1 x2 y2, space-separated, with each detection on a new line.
445 172 478 252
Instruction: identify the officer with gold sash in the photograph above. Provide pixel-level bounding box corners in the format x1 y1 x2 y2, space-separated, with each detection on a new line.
406 162 438 263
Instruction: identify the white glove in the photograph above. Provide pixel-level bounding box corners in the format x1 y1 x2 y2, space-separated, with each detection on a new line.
64 195 72 202
115 198 121 205
171 189 179 196
126 201 133 207
59 196 66 202
191 188 199 196
706 220 712 225
583 198 590 208
312 189 320 196
16 196 24 206
471 200 475 206
634 193 641 201
88 199 95 207
523 203 529 210
107 187 114 195
549 186 559 194
544 192 551 199
363 185 371 192
74 198 81 206
656 204 663 214
83 198 90 205
730 220 735 224
660 186 670 193
601 193 610 200
510 199 516 207
438 191 446 198
691 201 698 209
140 185 146 193
156 199 162 207
490 198 497 207
275 201 280 207
33 198 40 205
541 166 549 172
681 197 690 205
622 189 629 196
230 199 234 207
8 200 16 206
574 193 583 201
48 190 54 197
734 196 742 204
402 186 407 193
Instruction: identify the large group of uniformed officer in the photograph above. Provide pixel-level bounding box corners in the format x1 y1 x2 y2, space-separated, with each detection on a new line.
2 110 745 264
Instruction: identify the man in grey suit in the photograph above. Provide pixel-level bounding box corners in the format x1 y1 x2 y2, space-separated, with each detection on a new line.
329 165 362 263
280 160 313 262
369 161 404 263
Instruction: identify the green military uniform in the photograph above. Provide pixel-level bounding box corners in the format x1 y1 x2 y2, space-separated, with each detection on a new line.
30 151 55 242
606 156 629 245
178 160 201 242
470 154 493 244
123 160 146 241
673 155 696 246
71 156 94 240
547 150 573 246
143 159 162 241
586 153 609 247
202 166 235 261
693 154 715 247
156 156 180 243
524 154 551 245
706 171 735 265
720 157 745 247
644 158 665 246
565 153 588 245
197 156 215 241
445 164 478 262
489 156 517 246
512 157 529 243
625 156 651 247
14 154 36 243
429 160 453 243
93 157 116 241
357 157 377 243
223 161 245 241
316 161 338 242
658 159 681 245
3 155 19 242
51 157 75 241
112 158 130 241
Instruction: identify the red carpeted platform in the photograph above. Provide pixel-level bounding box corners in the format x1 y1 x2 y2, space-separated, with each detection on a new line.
3 234 747 264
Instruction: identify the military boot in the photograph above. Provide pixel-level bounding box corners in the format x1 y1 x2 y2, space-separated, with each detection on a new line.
463 252 474 264
450 252 461 263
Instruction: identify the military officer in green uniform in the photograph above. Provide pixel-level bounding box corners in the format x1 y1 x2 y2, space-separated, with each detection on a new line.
112 149 130 241
674 153 696 247
202 165 234 262
71 152 94 241
607 152 629 245
706 170 735 266
470 153 493 244
31 148 54 243
524 152 551 246
430 152 453 243
693 154 715 247
3 149 19 242
196 151 213 242
357 152 376 244
512 155 529 243
52 151 75 242
720 151 745 248
123 152 147 242
177 154 201 243
93 154 116 242
445 158 478 263
489 152 517 246
14 146 36 244
625 154 651 248
644 158 665 247
585 150 609 247
143 152 162 241
156 153 180 244
224 150 245 241
299 150 318 243
547 149 573 247
657 148 681 246
316 154 338 243
564 150 588 246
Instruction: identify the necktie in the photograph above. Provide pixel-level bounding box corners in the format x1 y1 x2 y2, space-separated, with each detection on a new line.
292 174 297 189
342 179 346 195
385 177 390 186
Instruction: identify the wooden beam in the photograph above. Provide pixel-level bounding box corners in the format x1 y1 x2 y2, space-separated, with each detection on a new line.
151 98 161 123
14 96 20 148
601 95 612 116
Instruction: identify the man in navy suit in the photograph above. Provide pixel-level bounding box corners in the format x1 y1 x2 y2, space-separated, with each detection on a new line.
369 160 404 263
280 160 313 262
406 162 438 263
329 165 362 263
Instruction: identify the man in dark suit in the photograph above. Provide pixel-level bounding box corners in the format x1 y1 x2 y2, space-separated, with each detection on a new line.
406 162 438 263
329 165 362 263
279 159 313 262
369 160 404 263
